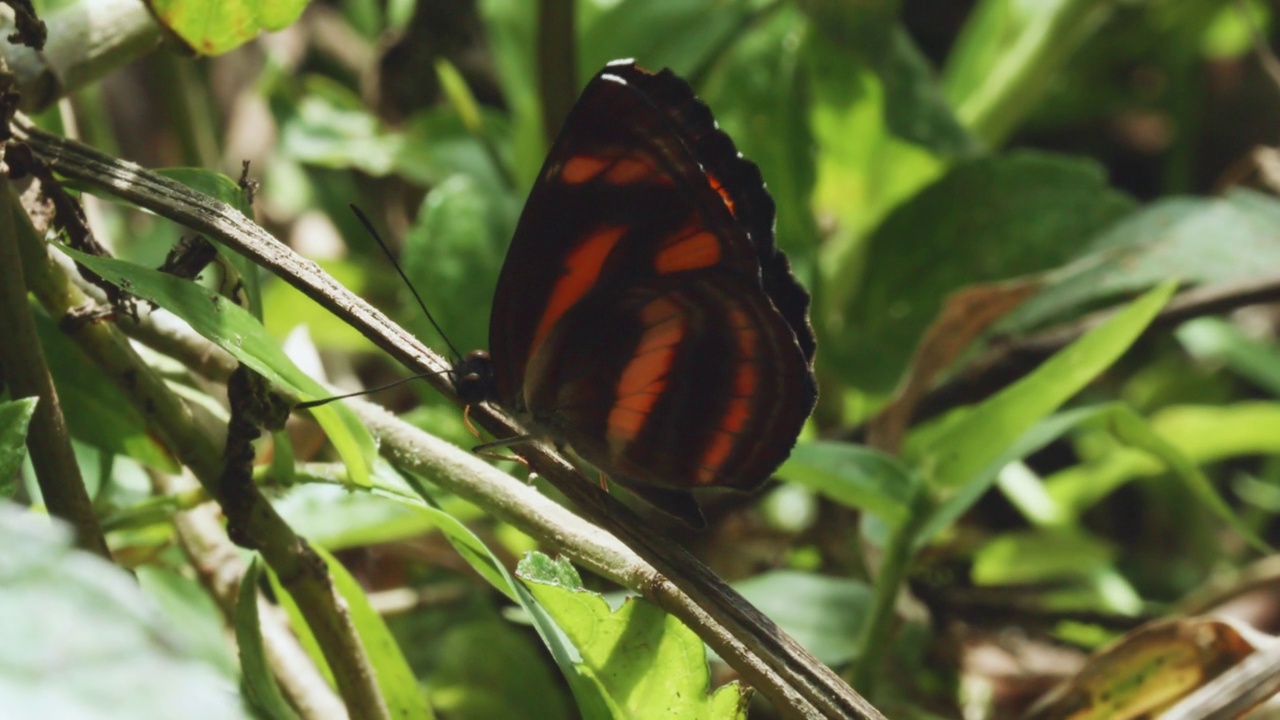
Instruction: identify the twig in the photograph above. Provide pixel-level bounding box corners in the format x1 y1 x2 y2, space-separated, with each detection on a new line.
11 118 886 720
0 178 109 557
151 468 347 720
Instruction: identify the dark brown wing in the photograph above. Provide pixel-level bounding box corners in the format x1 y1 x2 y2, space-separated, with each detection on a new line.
485 60 817 492
522 270 814 491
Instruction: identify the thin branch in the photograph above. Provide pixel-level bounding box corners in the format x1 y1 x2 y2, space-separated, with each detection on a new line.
12 118 886 720
151 468 347 720
0 178 109 558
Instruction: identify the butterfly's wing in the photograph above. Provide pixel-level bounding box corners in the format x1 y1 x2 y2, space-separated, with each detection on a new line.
488 60 817 494
524 270 814 493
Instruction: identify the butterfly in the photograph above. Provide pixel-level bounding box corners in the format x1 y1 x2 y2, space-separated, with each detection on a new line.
454 60 817 527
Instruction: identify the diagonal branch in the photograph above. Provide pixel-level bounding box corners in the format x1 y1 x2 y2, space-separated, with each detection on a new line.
11 117 886 720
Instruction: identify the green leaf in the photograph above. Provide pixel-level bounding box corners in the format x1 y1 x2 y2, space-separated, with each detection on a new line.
917 405 1113 543
58 246 374 488
313 546 437 720
777 442 913 524
1009 190 1280 332
33 311 177 472
1178 316 1280 395
0 397 37 498
137 566 238 679
578 0 752 82
146 0 309 55
0 501 250 719
519 553 748 720
802 2 979 157
971 528 1115 585
235 557 298 720
1044 404 1274 553
835 151 1135 391
401 175 515 359
944 0 1113 145
917 281 1175 490
733 570 873 667
426 620 573 720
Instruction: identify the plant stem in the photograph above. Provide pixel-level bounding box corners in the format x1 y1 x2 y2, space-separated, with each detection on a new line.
850 484 930 696
0 180 110 558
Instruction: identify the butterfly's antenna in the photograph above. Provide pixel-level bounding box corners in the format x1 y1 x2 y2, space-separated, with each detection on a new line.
297 370 447 410
348 203 466 363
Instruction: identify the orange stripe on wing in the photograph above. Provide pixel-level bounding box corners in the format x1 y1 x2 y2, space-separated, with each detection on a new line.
604 155 660 184
697 430 737 485
607 298 685 452
560 155 611 184
654 230 721 273
532 225 626 354
696 310 761 483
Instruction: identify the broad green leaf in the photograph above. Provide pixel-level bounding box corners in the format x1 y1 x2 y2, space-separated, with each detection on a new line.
578 0 751 83
147 0 309 55
401 175 515 360
733 570 873 667
519 553 748 720
0 502 249 719
58 246 374 488
802 1 978 157
235 557 298 720
313 546 437 720
918 281 1174 490
835 151 1135 391
427 619 573 720
1010 190 1280 332
0 398 37 497
136 567 238 679
777 442 913 524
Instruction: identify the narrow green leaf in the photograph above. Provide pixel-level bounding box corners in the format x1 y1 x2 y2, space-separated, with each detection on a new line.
312 546 437 720
235 557 298 720
58 246 373 488
1100 405 1271 553
920 281 1175 489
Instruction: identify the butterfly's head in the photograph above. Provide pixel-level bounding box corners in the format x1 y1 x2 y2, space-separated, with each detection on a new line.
453 349 495 405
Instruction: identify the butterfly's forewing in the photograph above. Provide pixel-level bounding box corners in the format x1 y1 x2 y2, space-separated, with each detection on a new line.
487 60 817 493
